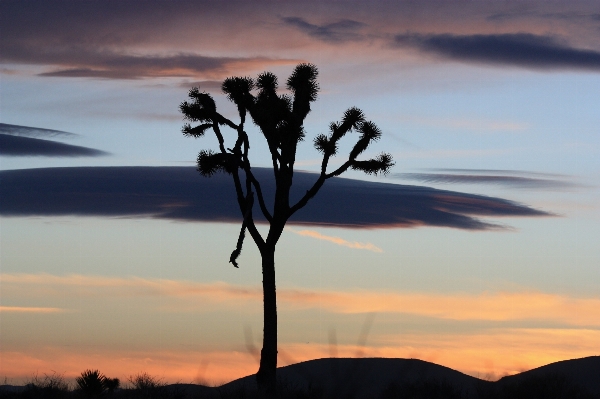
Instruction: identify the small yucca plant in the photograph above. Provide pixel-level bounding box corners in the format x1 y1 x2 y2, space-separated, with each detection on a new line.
76 369 107 397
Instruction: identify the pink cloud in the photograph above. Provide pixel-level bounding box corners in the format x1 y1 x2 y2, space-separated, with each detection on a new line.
291 229 383 252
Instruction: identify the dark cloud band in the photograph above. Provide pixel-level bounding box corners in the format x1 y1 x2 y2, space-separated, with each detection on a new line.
0 123 78 138
0 167 551 229
0 134 108 157
393 33 600 70
281 17 366 42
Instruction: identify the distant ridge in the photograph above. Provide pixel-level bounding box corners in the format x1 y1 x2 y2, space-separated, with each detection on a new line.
2 356 598 398
218 356 600 398
219 356 600 399
221 357 486 398
497 356 600 396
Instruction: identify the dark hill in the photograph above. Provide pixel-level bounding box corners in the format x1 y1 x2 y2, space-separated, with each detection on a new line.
2 356 598 398
220 357 488 398
218 356 600 399
496 356 600 397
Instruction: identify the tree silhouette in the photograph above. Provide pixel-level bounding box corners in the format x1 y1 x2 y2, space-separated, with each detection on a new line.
180 64 393 396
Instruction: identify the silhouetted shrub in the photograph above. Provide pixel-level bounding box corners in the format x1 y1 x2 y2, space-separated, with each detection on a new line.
128 372 164 391
22 372 70 399
122 373 170 399
3 366 598 399
104 378 120 394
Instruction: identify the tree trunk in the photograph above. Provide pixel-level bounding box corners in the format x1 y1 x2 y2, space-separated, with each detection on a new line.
256 246 277 397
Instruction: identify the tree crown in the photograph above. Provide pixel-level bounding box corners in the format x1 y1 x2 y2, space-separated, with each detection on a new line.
180 64 394 265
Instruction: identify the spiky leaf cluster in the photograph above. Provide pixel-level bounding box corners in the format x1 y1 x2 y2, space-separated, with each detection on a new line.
222 77 254 115
252 74 294 146
335 107 365 140
349 120 382 160
287 64 319 102
197 150 236 177
179 88 216 123
314 133 338 156
256 72 278 94
287 63 319 120
351 153 394 176
313 107 383 162
182 123 212 138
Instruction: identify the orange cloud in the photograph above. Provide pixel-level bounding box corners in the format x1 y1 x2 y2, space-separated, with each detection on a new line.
290 291 600 326
3 274 600 326
290 229 383 252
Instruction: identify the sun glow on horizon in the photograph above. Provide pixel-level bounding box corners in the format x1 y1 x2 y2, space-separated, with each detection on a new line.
2 333 598 385
2 272 599 385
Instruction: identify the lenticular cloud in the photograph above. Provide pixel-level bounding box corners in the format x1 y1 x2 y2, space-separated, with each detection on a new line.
0 167 551 229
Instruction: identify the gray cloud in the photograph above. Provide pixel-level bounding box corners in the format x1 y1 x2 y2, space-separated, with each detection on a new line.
0 0 234 48
0 45 291 79
0 1 300 79
487 11 600 22
394 173 577 190
4 0 600 79
393 33 600 70
0 134 108 157
0 123 78 138
427 168 565 177
0 167 551 230
177 80 224 91
281 17 366 42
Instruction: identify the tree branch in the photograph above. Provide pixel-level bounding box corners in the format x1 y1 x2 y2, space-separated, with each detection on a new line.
215 112 242 131
212 122 227 154
288 156 353 217
230 221 246 268
288 173 326 216
232 164 265 250
325 160 353 179
231 122 273 224
246 169 273 223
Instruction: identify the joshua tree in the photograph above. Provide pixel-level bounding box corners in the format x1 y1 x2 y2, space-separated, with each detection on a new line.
180 64 393 396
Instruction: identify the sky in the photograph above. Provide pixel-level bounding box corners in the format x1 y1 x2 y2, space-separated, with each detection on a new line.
1 0 599 385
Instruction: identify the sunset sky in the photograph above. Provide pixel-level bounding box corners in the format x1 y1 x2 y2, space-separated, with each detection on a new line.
1 0 599 385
